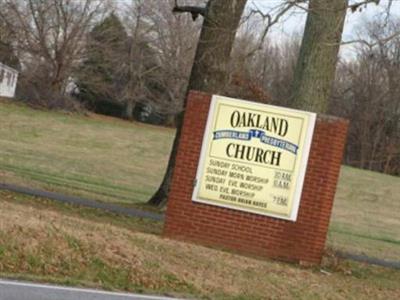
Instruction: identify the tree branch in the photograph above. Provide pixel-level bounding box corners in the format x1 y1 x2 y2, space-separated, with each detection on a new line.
172 0 206 21
244 1 302 56
342 30 400 48
348 0 380 13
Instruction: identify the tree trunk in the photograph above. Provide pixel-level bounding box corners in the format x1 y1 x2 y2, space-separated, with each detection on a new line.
291 0 348 113
125 99 135 120
148 0 247 207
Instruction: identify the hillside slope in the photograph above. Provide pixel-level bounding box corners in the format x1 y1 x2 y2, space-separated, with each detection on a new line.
0 190 399 300
0 99 399 261
0 99 174 204
329 167 400 260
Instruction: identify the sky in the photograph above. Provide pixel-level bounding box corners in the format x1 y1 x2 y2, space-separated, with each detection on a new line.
115 0 400 59
248 0 400 58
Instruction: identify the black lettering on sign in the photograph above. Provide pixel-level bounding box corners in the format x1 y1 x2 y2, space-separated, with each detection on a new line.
219 186 229 193
205 184 218 191
230 110 289 137
273 180 290 189
273 196 288 206
226 143 282 166
228 180 238 187
220 194 237 202
228 172 244 180
205 175 225 184
210 159 230 169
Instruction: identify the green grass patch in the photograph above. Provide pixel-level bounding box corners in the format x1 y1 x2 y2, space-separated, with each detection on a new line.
0 99 399 263
328 166 400 261
0 100 174 205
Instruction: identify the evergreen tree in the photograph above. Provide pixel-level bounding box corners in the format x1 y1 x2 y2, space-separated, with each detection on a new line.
77 13 129 113
77 12 162 119
0 20 19 69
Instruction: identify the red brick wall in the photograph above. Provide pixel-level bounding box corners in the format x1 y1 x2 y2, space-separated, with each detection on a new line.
164 90 349 264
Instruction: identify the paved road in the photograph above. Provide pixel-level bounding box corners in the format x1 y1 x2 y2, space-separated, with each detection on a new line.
0 280 179 300
336 251 400 270
0 182 164 221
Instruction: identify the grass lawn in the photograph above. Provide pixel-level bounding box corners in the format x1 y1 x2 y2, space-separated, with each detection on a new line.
0 189 399 300
0 99 399 262
0 99 174 204
328 167 400 261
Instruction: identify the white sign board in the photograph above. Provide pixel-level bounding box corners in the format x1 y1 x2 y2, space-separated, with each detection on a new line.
192 95 316 221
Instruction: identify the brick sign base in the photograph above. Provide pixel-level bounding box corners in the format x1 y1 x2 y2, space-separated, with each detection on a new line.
164 91 349 264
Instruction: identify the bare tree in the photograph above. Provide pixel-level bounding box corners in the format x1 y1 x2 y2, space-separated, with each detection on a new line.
78 0 197 120
0 12 19 68
229 23 301 106
148 0 201 117
122 0 165 119
0 0 106 106
331 17 400 175
290 0 348 113
149 0 247 206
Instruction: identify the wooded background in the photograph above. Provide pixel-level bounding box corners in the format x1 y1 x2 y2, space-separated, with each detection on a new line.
0 0 398 179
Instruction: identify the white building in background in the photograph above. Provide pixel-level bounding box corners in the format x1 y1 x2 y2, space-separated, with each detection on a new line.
0 62 18 98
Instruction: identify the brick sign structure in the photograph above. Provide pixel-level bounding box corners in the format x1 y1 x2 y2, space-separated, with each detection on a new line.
164 91 348 264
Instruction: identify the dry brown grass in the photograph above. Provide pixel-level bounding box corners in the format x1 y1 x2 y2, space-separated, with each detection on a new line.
1 190 400 300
